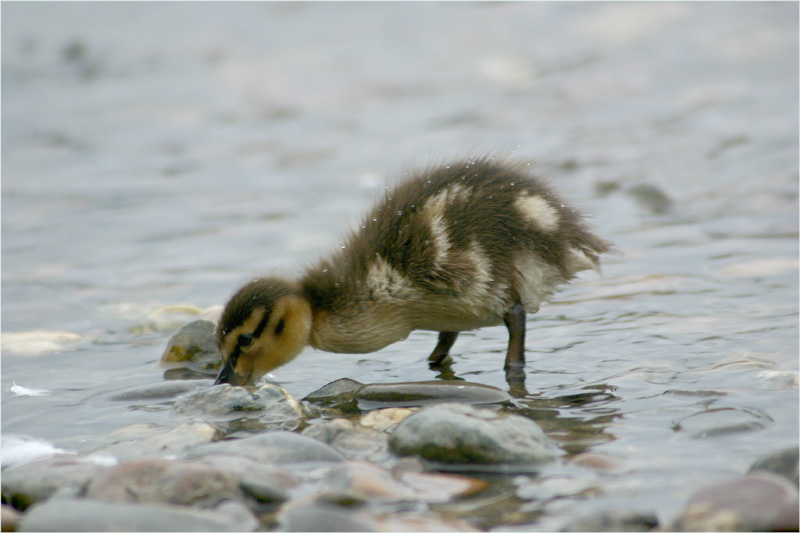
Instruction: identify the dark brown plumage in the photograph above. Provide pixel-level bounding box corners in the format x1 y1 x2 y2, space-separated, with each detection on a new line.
215 157 610 386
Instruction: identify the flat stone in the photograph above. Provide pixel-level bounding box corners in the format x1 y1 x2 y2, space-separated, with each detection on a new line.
18 497 255 532
86 458 242 507
1 455 109 511
107 380 203 402
303 378 363 410
388 403 558 471
186 430 345 467
174 383 309 432
563 510 659 531
675 472 799 531
355 381 511 410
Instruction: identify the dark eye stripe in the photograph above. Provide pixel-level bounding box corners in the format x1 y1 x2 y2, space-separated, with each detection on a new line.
252 312 272 339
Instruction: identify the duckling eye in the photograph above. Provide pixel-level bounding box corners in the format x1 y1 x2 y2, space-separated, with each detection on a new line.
274 318 285 336
237 333 254 348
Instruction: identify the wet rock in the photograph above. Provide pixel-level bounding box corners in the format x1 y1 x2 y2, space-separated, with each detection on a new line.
174 383 309 432
303 379 511 412
372 512 480 532
303 378 364 410
302 419 388 460
280 500 375 532
1 455 109 510
355 380 511 410
107 380 202 402
193 455 298 493
18 497 255 532
86 458 242 507
675 472 799 531
359 407 415 432
89 421 218 461
748 446 799 485
160 319 221 372
1 331 87 357
389 403 558 471
319 460 487 503
2 504 20 532
568 452 626 471
562 510 659 531
187 430 345 467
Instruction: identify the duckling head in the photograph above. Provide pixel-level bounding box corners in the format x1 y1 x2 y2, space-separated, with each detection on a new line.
214 277 312 386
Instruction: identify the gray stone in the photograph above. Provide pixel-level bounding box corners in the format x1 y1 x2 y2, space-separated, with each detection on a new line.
86 458 242 507
160 319 221 372
279 500 375 532
107 380 203 402
748 446 799 485
388 403 557 471
562 510 659 531
303 378 363 411
174 383 309 432
355 380 511 410
187 430 345 467
18 497 255 532
675 472 799 532
301 418 388 460
1 455 109 510
88 421 218 461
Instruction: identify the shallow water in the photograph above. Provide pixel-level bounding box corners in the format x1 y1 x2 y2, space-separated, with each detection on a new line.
2 2 798 529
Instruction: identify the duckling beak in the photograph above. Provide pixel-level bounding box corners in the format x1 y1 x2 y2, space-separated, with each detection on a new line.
213 360 249 386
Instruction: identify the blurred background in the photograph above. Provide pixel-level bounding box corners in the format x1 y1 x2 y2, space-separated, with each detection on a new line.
2 2 797 528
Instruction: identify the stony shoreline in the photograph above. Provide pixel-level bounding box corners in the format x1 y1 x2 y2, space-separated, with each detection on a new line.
3 328 798 533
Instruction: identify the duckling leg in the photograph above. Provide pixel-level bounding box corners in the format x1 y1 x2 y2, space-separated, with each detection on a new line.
428 331 459 366
503 301 527 381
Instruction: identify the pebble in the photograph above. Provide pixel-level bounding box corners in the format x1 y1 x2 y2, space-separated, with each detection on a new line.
359 407 415 431
1 455 109 511
279 500 375 532
160 319 221 373
17 497 256 532
562 510 659 532
2 504 20 532
86 458 243 507
674 472 799 531
389 403 558 471
301 418 388 461
88 421 218 461
1 331 86 357
173 383 309 432
318 460 487 503
303 377 363 408
187 430 345 467
107 380 203 402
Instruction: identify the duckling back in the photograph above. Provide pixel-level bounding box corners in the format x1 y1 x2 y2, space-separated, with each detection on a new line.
302 157 610 353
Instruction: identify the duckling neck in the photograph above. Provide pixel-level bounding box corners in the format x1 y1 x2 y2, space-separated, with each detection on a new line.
301 259 416 354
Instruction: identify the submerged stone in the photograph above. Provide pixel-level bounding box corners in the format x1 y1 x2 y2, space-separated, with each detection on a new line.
174 383 309 431
107 380 203 402
88 421 218 462
303 378 364 410
18 497 255 532
748 446 799 485
187 430 345 467
675 472 799 532
279 500 375 532
355 380 511 410
301 419 388 460
389 403 557 471
319 460 487 503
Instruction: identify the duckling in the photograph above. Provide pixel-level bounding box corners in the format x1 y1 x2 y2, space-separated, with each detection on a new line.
214 157 611 386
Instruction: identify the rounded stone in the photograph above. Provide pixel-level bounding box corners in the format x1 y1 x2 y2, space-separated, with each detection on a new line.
86 458 242 507
388 403 557 471
187 430 345 467
173 383 309 431
160 319 220 370
1 455 109 511
301 419 388 460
